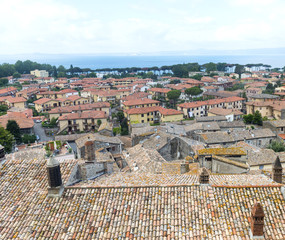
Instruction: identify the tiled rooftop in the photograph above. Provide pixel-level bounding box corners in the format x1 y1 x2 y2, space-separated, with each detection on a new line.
0 147 284 239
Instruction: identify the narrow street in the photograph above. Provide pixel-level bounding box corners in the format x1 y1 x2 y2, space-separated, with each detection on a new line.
33 122 54 142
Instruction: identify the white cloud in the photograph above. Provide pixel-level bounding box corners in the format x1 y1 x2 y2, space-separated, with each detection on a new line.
0 0 285 54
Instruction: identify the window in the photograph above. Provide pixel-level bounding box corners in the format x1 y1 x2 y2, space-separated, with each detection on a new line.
141 114 144 117
258 140 262 146
281 127 284 132
142 120 144 123
147 118 149 122
259 165 264 170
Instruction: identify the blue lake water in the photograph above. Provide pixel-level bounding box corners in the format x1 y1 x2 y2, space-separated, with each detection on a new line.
1 55 285 69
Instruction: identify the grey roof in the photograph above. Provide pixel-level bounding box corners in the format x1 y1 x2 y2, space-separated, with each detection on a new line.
250 94 279 99
200 128 276 144
265 120 285 128
200 132 235 144
142 132 175 150
196 116 227 122
162 123 186 135
202 122 220 131
131 122 150 128
55 133 89 142
218 121 246 129
75 133 123 148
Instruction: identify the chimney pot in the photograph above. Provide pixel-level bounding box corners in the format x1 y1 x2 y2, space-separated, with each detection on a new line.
46 155 64 197
199 167 209 184
251 203 265 237
85 138 96 162
272 156 283 183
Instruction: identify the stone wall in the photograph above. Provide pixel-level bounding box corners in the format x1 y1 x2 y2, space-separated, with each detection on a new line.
159 137 191 161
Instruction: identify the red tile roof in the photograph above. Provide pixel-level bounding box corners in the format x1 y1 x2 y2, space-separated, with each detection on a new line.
0 87 17 95
5 96 27 103
178 97 245 108
34 98 53 105
149 88 171 93
123 98 160 106
58 110 106 120
0 112 34 129
49 102 110 114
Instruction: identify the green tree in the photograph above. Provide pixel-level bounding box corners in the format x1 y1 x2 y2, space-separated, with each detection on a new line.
185 86 203 98
172 65 188 78
243 114 254 124
0 78 8 87
167 90 181 108
191 74 202 80
267 140 285 152
252 110 263 125
0 104 8 116
13 72 21 79
6 120 21 144
203 62 217 73
0 127 14 153
234 64 244 77
120 118 129 136
116 111 125 123
22 134 37 144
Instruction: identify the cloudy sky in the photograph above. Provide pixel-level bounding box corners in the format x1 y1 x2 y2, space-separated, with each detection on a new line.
1 0 284 55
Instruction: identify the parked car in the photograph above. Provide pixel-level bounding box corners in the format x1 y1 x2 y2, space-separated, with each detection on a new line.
36 135 40 141
36 119 42 123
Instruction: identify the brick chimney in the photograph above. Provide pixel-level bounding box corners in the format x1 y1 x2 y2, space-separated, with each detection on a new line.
273 156 282 183
250 203 265 238
180 161 190 174
85 138 95 162
199 167 209 184
46 155 64 197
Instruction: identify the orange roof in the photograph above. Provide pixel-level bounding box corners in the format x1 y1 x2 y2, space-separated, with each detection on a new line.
123 98 160 106
58 89 78 94
121 92 150 101
49 102 110 114
178 97 244 108
0 112 34 129
34 98 53 104
0 87 17 95
149 88 171 93
58 110 106 120
5 97 27 103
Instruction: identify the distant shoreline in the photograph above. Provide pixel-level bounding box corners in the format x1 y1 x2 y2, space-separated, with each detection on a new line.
0 54 284 68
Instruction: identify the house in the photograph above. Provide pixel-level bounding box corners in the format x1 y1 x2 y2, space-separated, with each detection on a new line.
198 129 276 148
198 147 248 174
245 100 285 119
148 88 171 100
177 97 245 118
48 102 111 121
245 87 262 97
0 87 17 97
234 141 285 170
0 112 34 134
241 72 252 79
263 120 285 135
75 133 123 159
16 87 39 99
122 98 160 110
30 69 49 77
208 107 243 121
248 94 279 102
4 97 27 109
34 98 62 112
58 110 107 133
124 106 183 124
